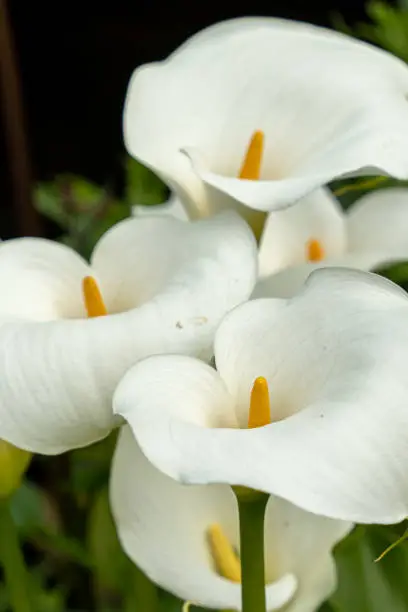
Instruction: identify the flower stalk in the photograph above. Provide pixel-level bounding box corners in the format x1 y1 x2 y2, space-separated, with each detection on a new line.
235 490 269 612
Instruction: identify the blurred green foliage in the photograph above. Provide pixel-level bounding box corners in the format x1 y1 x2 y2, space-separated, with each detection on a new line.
125 157 169 207
34 158 168 259
6 460 408 612
333 0 408 61
374 260 408 290
34 175 130 260
330 524 408 611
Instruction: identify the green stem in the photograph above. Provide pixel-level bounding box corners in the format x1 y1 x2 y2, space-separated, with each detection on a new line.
236 492 268 612
0 498 32 612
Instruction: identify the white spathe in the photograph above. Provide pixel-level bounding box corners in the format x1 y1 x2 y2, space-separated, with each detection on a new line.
256 187 408 297
114 268 408 524
0 212 257 455
124 17 408 218
132 193 188 221
111 426 351 611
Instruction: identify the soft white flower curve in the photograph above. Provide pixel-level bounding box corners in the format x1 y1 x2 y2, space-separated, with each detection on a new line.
256 186 408 297
111 426 352 611
114 268 408 524
0 212 257 455
132 193 188 221
124 17 408 218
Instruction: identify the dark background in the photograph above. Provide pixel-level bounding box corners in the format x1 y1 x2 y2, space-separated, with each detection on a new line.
1 1 370 237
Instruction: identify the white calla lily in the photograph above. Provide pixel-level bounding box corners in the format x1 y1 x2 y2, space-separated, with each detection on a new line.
256 187 408 297
0 212 257 455
114 268 408 524
258 188 347 277
111 426 351 611
132 193 188 221
124 17 408 223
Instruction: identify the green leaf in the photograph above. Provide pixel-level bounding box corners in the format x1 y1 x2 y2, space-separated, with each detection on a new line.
330 176 392 210
365 2 408 59
70 432 117 502
330 12 355 36
77 200 131 258
87 487 132 592
87 487 163 610
330 525 408 612
319 604 335 612
34 182 71 229
34 530 91 567
125 156 168 206
374 527 408 562
10 480 58 535
333 1 408 62
10 480 91 567
159 592 186 611
34 174 131 257
34 174 106 224
374 260 408 290
65 175 105 210
0 568 66 612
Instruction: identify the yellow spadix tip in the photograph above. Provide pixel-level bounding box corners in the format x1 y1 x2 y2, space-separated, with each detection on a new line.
248 376 271 429
82 276 107 318
238 130 264 181
306 239 325 262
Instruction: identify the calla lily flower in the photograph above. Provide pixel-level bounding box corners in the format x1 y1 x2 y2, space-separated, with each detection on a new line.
256 186 408 297
114 268 408 525
132 193 187 221
124 17 408 227
111 426 352 611
0 212 256 455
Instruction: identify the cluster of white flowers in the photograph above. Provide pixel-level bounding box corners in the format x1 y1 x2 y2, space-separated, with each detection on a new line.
3 16 408 612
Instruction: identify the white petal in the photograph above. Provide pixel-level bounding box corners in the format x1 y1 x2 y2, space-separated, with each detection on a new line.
0 238 89 319
111 426 297 610
347 187 408 261
115 354 239 435
265 498 352 612
254 263 327 299
0 213 257 454
115 269 408 523
132 193 189 221
258 188 346 277
91 211 256 313
124 17 408 215
254 254 395 299
91 215 187 312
